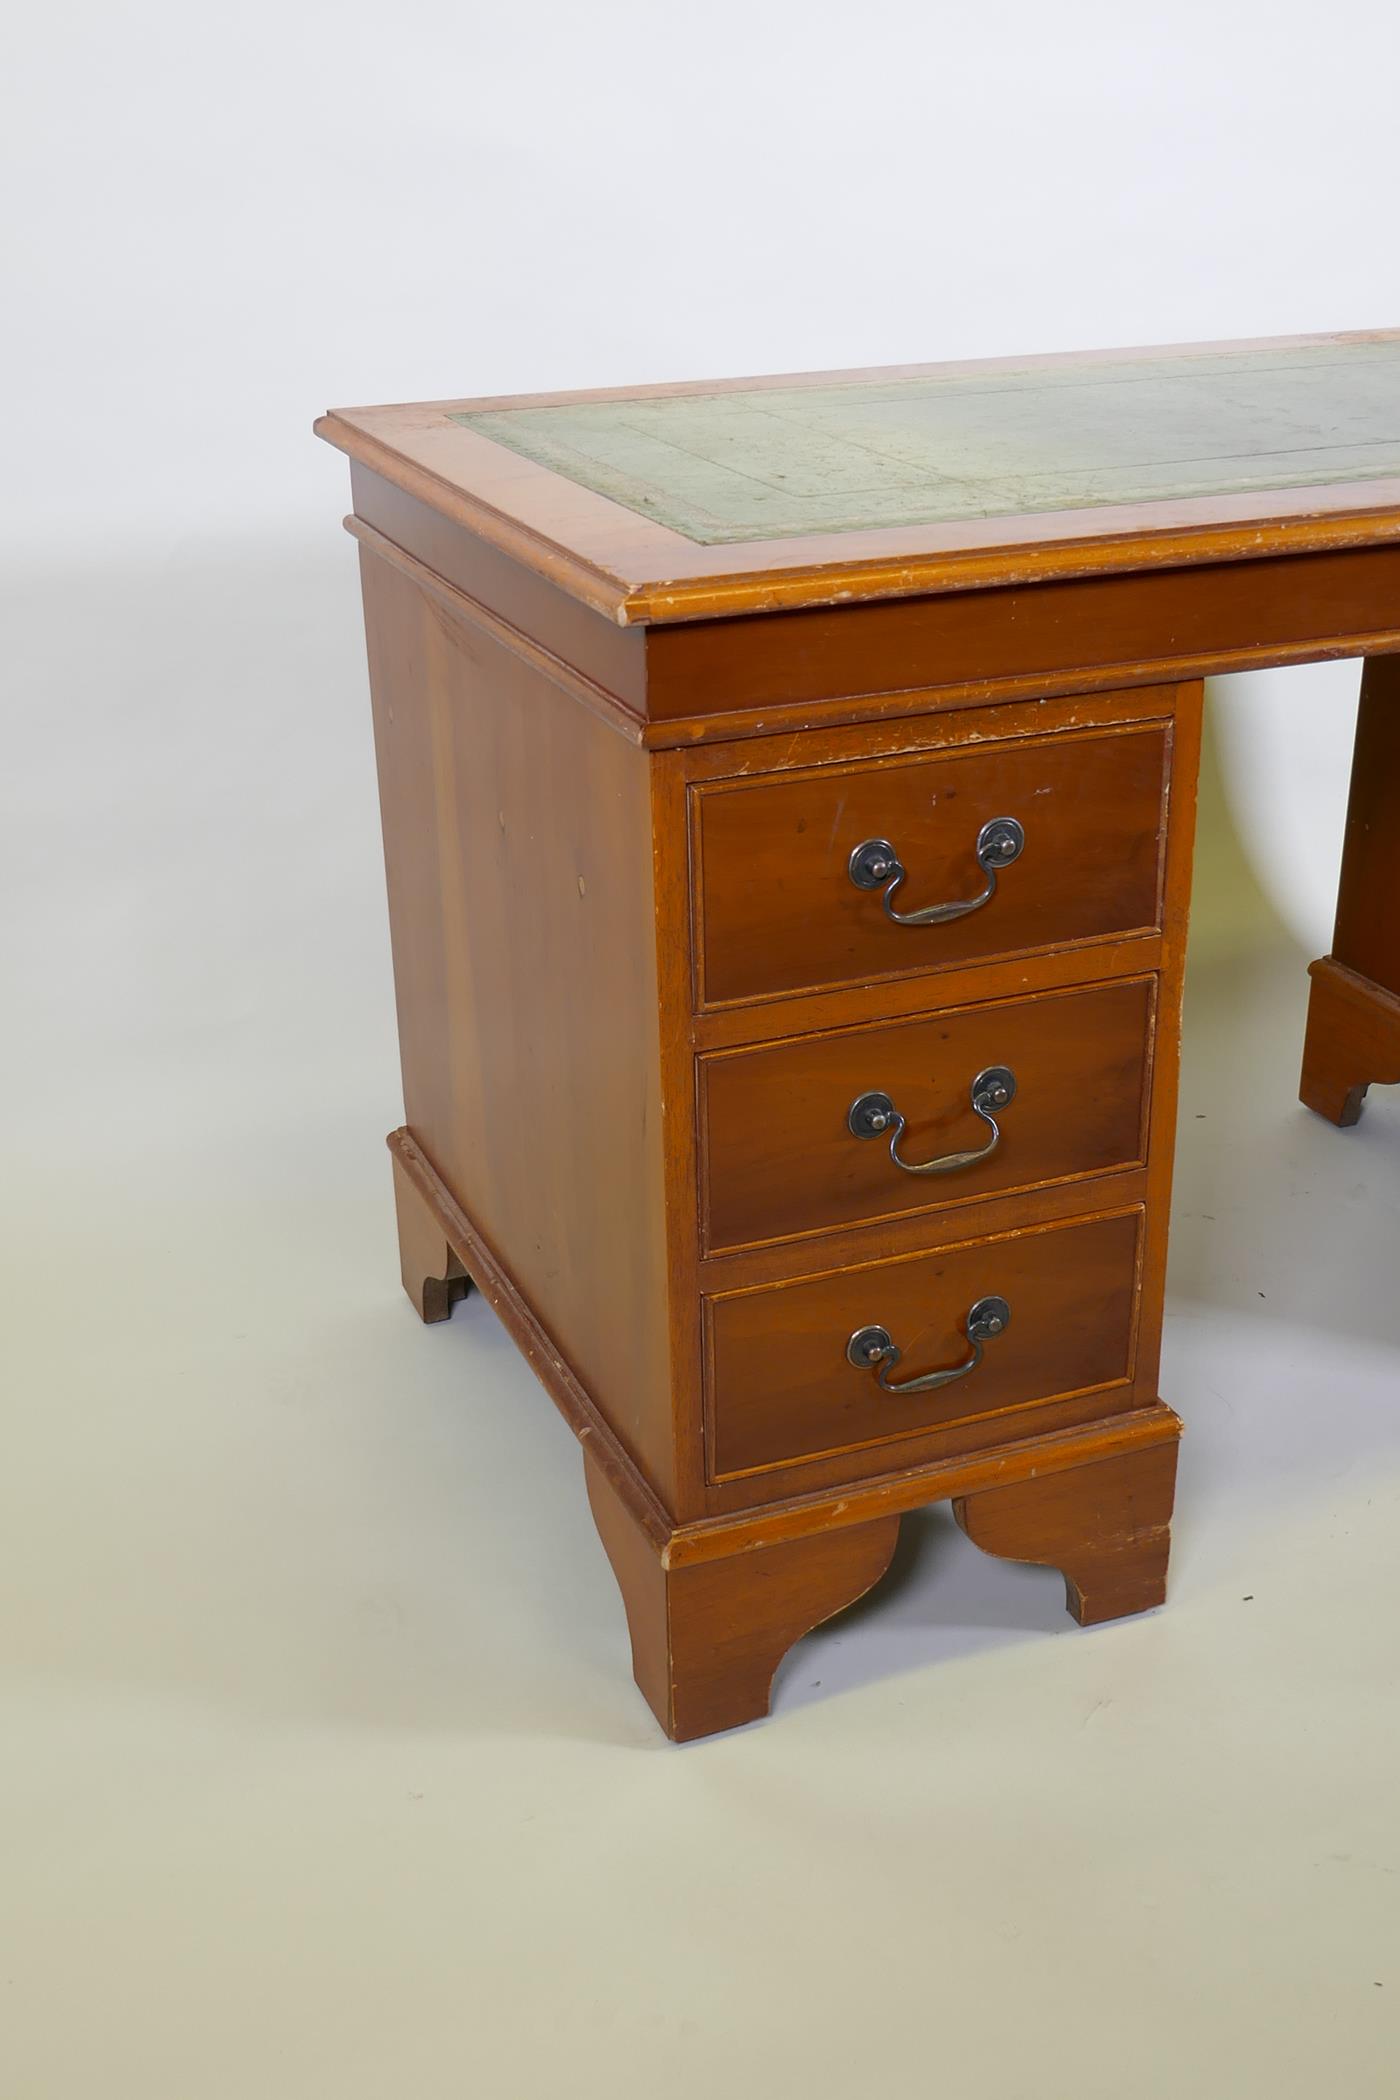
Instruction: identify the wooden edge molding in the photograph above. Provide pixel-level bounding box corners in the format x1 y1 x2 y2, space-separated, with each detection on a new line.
690 935 1165 1055
643 628 1400 750
319 414 635 624
340 511 1400 755
1307 954 1400 1025
345 515 648 745
620 512 1400 626
316 405 1400 629
667 1406 1182 1567
390 1126 1182 1575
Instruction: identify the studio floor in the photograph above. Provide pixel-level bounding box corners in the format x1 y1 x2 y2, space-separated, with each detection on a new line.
6 601 1400 2094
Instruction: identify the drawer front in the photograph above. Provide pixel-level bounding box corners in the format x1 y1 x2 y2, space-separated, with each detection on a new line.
694 723 1169 1007
702 977 1153 1253
706 1210 1141 1480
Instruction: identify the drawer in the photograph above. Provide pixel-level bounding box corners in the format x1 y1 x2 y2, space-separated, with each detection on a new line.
705 1209 1141 1480
693 722 1170 1007
701 976 1153 1253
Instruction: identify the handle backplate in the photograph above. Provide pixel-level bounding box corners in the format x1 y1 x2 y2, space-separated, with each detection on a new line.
846 1295 1011 1395
847 1065 1017 1175
848 818 1025 927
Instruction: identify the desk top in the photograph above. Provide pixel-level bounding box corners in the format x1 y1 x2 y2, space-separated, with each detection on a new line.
317 331 1400 626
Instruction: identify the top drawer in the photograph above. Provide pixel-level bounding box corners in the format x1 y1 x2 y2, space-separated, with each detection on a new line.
692 721 1170 1008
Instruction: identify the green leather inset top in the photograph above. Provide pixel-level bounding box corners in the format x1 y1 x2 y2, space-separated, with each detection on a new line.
454 340 1400 545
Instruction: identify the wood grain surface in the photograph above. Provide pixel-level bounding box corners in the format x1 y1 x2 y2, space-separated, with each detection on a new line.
954 1439 1179 1625
693 722 1170 1006
701 976 1153 1253
584 1447 901 1740
706 1209 1143 1480
1300 958 1400 1127
360 549 679 1505
1299 655 1400 1126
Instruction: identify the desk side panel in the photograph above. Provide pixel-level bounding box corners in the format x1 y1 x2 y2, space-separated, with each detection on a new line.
349 464 649 711
356 546 679 1509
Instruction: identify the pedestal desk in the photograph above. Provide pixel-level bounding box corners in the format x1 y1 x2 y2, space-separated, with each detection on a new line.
317 332 1400 1740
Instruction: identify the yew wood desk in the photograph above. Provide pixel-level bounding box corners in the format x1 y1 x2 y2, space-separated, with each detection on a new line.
317 332 1400 1741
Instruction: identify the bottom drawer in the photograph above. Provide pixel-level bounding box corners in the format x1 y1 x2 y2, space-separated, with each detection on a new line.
705 1209 1142 1480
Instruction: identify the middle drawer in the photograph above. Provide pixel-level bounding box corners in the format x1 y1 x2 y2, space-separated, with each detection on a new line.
700 975 1154 1254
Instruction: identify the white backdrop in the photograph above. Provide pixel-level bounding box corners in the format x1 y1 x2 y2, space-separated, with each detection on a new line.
7 0 1398 971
